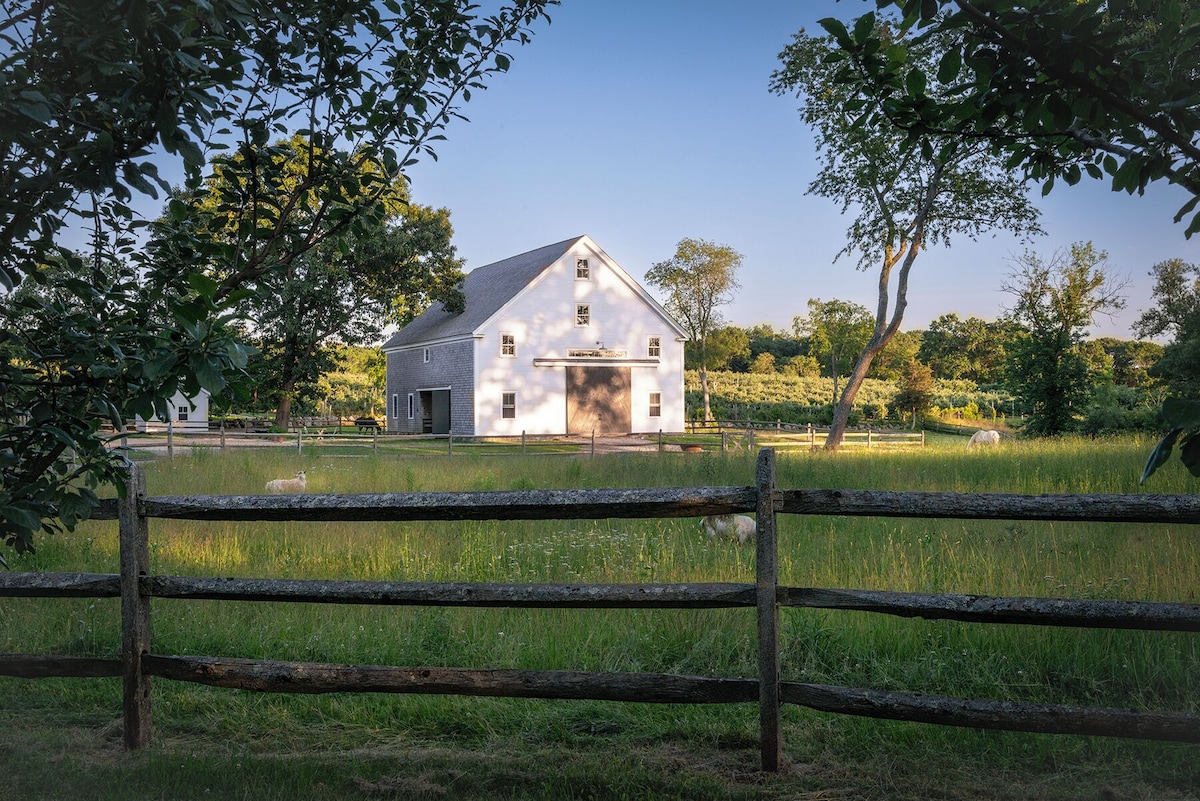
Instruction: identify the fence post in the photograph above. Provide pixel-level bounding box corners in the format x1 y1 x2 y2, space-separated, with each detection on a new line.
119 462 152 750
166 420 173 458
721 431 728 453
219 421 226 450
522 430 527 454
658 429 663 454
373 427 378 453
755 448 782 771
448 432 453 457
591 428 596 457
296 430 302 454
867 429 873 449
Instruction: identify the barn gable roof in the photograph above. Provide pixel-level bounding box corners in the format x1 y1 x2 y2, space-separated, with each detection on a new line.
381 236 583 350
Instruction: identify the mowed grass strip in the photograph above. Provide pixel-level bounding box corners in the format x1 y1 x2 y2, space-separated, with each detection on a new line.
0 436 1196 800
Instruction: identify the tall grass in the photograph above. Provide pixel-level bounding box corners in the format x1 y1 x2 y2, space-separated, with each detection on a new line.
2 436 1197 799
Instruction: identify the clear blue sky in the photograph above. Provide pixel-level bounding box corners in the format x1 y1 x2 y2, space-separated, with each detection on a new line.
405 0 1198 340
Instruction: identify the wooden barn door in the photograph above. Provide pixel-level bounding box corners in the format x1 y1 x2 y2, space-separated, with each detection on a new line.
566 367 631 435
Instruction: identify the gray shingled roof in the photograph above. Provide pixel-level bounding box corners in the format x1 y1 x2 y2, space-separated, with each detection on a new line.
381 236 584 350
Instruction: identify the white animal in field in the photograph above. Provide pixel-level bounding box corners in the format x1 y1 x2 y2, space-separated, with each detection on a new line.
967 430 1001 448
265 471 307 493
701 514 756 544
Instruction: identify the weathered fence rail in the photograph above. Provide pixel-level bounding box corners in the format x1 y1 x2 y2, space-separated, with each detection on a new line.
1 449 1198 771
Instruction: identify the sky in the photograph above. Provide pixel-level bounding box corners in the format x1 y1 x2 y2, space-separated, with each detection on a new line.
404 0 1199 340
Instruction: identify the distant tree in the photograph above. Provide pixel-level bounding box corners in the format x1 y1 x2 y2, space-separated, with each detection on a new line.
793 299 874 408
892 360 935 428
1135 258 1200 396
747 323 806 364
750 352 777 374
781 355 821 378
771 25 1042 450
812 1 1200 236
1134 258 1200 481
1003 243 1127 436
1091 337 1165 389
688 325 750 373
646 239 743 421
918 313 1007 383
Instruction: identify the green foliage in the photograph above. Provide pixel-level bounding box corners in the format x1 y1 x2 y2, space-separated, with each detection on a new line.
817 1 1200 236
770 23 1042 447
1003 243 1127 437
0 0 555 554
1141 398 1200 482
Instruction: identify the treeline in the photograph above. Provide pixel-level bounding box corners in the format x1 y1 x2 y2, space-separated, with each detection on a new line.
689 314 1167 434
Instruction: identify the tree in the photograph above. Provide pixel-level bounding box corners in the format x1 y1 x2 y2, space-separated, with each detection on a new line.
893 360 935 428
645 239 743 422
0 0 555 556
868 329 923 382
1002 243 1127 437
917 313 1018 384
771 26 1042 450
817 1 1200 236
1134 258 1200 481
155 137 465 428
690 326 750 374
792 299 874 407
1135 258 1200 395
1091 337 1165 389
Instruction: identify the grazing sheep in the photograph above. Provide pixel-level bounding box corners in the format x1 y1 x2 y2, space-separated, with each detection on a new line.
701 514 756 544
967 430 1001 448
265 471 307 494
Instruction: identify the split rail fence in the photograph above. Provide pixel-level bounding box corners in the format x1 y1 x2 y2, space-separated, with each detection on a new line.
1 449 1198 771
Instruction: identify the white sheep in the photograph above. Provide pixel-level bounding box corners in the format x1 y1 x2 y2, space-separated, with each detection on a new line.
265 471 307 494
701 514 756 544
967 430 1001 448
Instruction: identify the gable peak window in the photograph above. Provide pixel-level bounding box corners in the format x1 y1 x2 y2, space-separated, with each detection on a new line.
575 303 591 327
576 258 590 280
648 336 661 357
501 333 516 357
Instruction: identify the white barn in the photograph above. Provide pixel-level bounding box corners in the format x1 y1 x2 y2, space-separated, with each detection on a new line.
382 235 687 437
134 389 210 432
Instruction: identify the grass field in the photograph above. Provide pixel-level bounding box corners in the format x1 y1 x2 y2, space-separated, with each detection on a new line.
1 436 1197 800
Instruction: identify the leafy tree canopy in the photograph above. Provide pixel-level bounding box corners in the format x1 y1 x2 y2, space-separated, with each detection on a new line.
816 0 1200 236
0 0 555 557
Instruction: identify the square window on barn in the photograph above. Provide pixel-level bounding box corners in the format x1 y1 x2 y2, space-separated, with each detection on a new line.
575 303 590 327
176 406 189 422
423 347 430 364
648 336 661 357
501 392 517 419
501 333 516 357
576 258 590 280
649 392 662 418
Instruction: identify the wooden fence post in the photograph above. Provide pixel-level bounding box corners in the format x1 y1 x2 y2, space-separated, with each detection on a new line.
219 421 226 450
119 461 152 750
166 420 174 458
755 448 782 771
296 430 302 454
522 430 527 454
658 429 664 454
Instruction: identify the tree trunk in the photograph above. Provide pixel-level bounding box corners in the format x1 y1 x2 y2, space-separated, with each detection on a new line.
273 379 297 430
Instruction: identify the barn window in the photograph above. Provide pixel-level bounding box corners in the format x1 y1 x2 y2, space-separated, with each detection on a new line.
576 258 590 280
501 333 516 357
575 303 590 327
407 393 415 420
649 392 662 418
648 336 661 357
423 347 430 363
501 392 517 419
391 394 399 418
176 405 189 422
